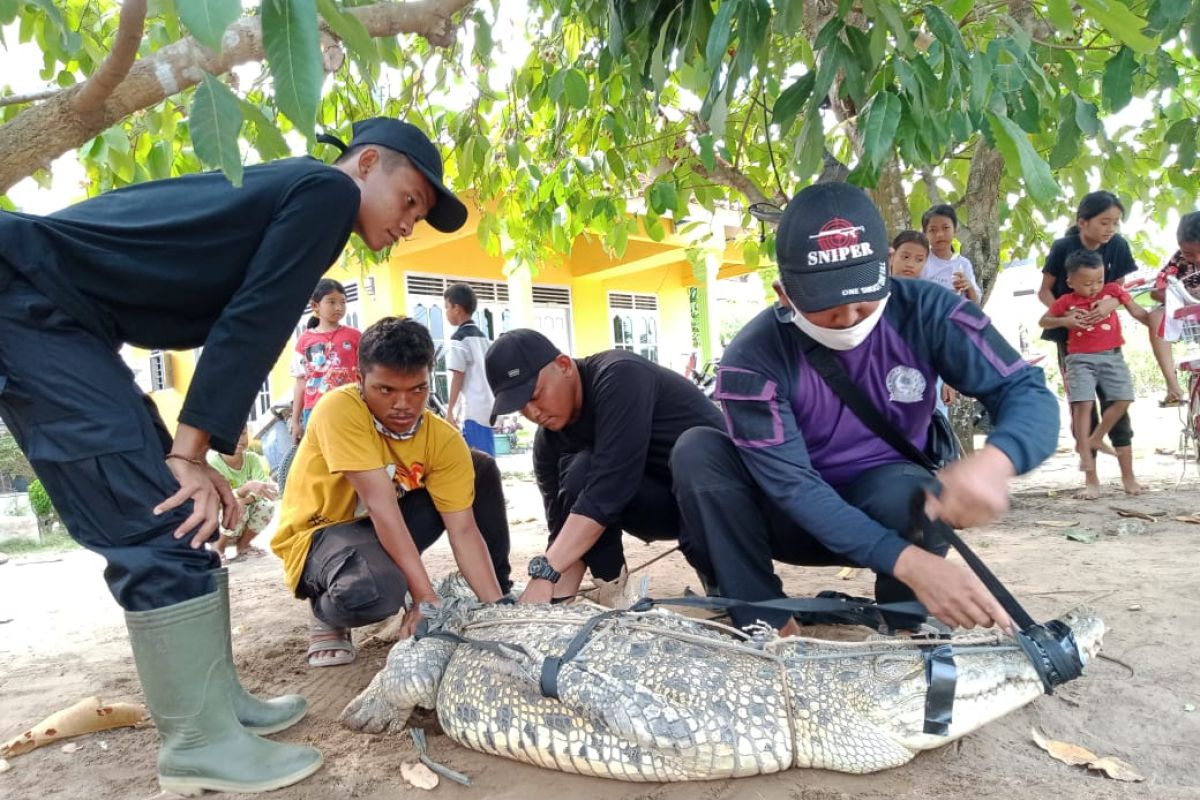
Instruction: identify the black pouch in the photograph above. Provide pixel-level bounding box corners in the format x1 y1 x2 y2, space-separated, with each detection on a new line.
924 411 960 470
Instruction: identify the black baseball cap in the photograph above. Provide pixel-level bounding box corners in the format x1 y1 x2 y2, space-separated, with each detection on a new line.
776 183 890 312
318 117 468 233
485 329 561 423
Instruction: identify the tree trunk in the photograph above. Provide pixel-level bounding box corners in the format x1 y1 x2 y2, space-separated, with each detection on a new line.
956 143 1005 302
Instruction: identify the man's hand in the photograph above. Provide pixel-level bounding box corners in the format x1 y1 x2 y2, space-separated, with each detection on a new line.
398 593 440 639
927 445 1016 529
518 578 555 604
893 546 1013 633
940 383 957 405
156 459 241 547
1061 308 1090 330
1079 295 1119 324
288 416 302 443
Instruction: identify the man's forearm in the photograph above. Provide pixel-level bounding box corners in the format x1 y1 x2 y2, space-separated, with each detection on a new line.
544 512 607 572
370 509 437 601
447 370 465 419
444 524 503 602
171 423 211 460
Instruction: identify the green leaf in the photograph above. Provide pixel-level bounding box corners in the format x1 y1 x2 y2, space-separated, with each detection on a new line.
705 0 740 64
1101 46 1135 112
698 133 715 172
1077 0 1157 54
191 73 245 186
564 69 588 110
1147 0 1192 29
239 100 290 160
859 91 902 170
794 101 825 180
813 17 843 51
1189 3 1200 60
147 140 174 180
987 113 1060 205
1155 48 1179 89
178 0 242 52
1074 96 1100 135
1165 119 1194 145
1048 98 1081 169
316 0 377 68
772 72 815 133
876 0 915 56
923 5 969 65
262 0 323 140
968 52 991 114
1046 0 1075 33
606 147 626 181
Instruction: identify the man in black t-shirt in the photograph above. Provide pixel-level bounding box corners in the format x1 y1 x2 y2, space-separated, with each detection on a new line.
0 118 467 794
485 329 724 603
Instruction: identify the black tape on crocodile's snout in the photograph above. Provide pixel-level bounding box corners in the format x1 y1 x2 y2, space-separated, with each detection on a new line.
1015 621 1083 694
922 644 957 735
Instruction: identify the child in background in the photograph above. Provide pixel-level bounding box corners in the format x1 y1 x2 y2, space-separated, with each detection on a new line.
444 282 497 456
889 229 930 278
1148 211 1200 407
1039 250 1150 499
208 426 278 563
921 204 982 303
1037 190 1140 496
289 279 361 442
889 230 959 412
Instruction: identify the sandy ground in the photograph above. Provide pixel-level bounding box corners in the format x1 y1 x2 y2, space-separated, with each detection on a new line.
3 401 1200 800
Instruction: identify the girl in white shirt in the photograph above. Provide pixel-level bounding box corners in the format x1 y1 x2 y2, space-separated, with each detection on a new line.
921 204 982 303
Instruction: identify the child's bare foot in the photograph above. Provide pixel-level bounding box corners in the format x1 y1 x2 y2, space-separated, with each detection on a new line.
1074 479 1101 500
1087 435 1117 457
1121 477 1144 496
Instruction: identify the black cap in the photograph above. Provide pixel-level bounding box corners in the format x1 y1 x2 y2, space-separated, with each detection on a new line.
319 117 468 233
485 329 561 423
776 183 890 312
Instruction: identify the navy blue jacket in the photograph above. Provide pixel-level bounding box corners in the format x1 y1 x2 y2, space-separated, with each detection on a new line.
715 278 1059 574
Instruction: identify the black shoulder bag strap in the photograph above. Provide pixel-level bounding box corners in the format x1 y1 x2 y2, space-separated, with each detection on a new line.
788 325 1083 694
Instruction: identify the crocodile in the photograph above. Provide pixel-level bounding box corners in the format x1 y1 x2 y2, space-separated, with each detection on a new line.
341 584 1104 781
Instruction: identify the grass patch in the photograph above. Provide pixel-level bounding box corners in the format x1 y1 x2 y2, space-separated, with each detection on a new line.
0 525 79 557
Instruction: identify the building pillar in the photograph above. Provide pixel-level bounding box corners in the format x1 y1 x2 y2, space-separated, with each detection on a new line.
695 247 721 365
505 259 535 328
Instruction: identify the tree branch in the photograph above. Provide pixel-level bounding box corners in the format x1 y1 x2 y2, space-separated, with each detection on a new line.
0 89 61 109
0 0 477 195
920 170 945 205
73 0 148 119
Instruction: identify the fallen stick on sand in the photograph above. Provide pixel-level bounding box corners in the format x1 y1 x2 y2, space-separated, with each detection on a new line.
1 696 147 758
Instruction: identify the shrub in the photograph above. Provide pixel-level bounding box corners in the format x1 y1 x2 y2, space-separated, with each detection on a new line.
28 478 56 519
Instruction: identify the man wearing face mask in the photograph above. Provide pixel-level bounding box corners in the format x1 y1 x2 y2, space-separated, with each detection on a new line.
672 183 1059 637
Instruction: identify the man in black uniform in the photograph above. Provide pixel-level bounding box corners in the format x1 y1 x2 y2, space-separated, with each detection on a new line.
0 118 466 794
485 329 724 603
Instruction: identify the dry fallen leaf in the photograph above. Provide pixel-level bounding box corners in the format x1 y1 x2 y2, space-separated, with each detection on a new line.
60 743 82 754
1128 603 1143 611
1036 520 1080 528
835 567 860 580
401 761 439 790
1175 514 1200 525
1089 756 1144 782
1031 726 1098 766
0 757 11 774
1110 506 1158 522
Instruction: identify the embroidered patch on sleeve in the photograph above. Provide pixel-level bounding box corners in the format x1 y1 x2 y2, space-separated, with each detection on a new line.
949 301 1024 377
714 368 783 447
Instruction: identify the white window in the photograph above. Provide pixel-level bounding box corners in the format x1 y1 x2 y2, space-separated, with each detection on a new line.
608 292 659 363
247 379 271 423
149 350 173 392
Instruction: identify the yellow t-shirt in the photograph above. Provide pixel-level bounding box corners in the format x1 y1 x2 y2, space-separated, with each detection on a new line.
270 384 475 594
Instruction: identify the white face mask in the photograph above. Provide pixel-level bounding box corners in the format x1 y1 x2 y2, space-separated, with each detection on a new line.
790 295 889 351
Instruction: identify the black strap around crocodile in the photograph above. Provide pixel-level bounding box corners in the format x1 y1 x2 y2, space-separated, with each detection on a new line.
796 328 1083 695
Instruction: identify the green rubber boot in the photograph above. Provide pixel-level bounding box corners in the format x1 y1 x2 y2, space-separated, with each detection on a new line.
215 568 308 734
125 590 323 796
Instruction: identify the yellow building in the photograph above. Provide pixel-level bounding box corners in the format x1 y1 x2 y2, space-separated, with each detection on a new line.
130 205 754 434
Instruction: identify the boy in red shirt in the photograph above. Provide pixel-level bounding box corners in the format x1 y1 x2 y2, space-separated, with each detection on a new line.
1040 250 1150 498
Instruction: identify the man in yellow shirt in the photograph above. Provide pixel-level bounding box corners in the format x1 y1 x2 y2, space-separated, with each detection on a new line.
272 317 511 667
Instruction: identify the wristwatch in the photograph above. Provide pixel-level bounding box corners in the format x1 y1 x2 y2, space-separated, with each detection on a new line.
527 554 561 584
